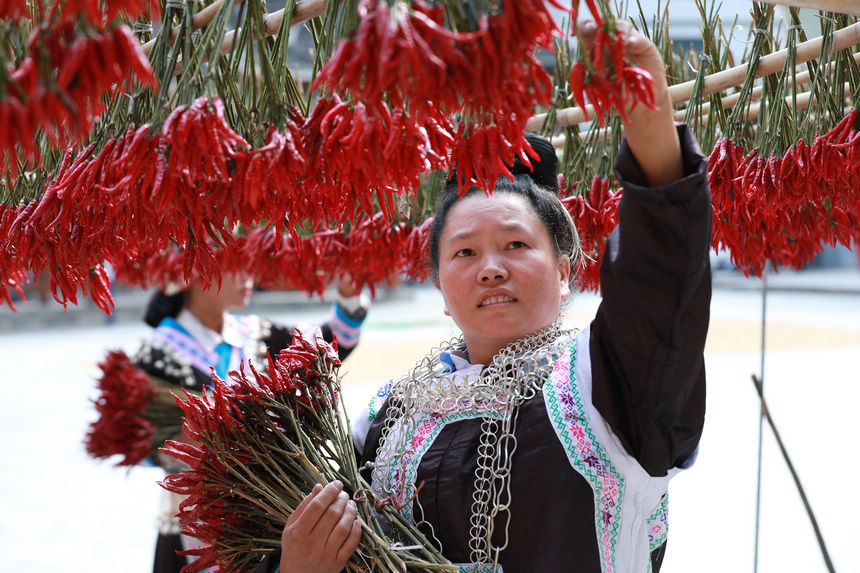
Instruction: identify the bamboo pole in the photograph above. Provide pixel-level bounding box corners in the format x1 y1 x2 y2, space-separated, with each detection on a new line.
221 0 328 49
550 81 853 147
527 22 860 132
689 81 852 124
165 0 328 76
758 0 860 16
141 0 245 56
673 50 860 122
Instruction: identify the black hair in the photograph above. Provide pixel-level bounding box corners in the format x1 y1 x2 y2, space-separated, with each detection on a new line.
428 133 581 284
143 289 188 328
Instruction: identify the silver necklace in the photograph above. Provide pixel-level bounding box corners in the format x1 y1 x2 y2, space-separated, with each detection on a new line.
370 321 571 569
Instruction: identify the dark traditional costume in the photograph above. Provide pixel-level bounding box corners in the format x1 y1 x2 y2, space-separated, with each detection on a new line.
258 125 710 573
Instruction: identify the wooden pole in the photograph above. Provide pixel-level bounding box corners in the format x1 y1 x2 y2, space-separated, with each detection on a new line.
220 0 328 49
527 22 860 132
550 82 853 147
143 0 328 69
673 51 860 122
142 0 244 56
758 0 860 16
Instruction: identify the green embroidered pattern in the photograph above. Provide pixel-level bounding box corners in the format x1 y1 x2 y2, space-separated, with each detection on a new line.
367 380 393 422
543 339 625 573
646 494 669 552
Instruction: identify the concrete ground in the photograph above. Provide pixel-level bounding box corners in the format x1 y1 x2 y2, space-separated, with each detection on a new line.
1 269 859 572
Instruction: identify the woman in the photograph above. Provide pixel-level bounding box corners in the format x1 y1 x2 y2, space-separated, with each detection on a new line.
261 21 711 573
135 272 370 573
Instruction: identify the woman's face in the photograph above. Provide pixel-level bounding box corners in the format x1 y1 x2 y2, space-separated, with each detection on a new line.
221 272 255 309
192 272 254 311
436 192 571 364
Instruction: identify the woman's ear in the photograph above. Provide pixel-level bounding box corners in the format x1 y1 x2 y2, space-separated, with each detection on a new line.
558 256 572 300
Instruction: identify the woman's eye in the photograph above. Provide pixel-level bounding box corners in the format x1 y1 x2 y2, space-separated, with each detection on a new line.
455 248 473 257
507 241 526 249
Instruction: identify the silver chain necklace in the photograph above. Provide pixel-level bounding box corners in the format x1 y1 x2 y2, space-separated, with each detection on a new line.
370 321 571 569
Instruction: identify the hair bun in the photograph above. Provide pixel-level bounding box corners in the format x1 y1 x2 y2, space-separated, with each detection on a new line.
510 133 559 193
445 132 559 193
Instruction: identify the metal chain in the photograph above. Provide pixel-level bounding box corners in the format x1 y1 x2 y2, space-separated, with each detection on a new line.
370 321 571 568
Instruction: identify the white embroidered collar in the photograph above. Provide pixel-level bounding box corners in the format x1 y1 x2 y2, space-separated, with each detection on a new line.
176 309 244 352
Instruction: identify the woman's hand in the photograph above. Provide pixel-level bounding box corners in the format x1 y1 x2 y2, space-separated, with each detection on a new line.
335 273 359 299
578 19 683 186
279 481 362 573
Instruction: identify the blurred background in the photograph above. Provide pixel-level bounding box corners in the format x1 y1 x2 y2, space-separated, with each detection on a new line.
2 0 859 571
2 253 860 572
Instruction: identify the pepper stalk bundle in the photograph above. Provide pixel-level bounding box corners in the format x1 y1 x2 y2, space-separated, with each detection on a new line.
0 0 158 183
84 350 188 467
0 96 444 313
312 0 563 196
560 176 622 292
160 329 456 573
709 110 860 275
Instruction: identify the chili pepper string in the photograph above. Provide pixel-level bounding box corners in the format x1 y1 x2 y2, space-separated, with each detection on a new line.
3 92 428 312
312 0 558 195
107 215 433 299
0 204 28 311
3 96 856 311
312 0 558 118
0 0 30 21
155 331 422 573
301 95 451 221
708 109 860 276
158 343 317 568
1 23 156 183
560 175 622 292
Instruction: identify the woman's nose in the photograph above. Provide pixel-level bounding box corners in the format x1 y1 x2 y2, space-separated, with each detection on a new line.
479 256 508 283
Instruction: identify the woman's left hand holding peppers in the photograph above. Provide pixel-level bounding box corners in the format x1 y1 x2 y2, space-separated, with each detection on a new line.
578 19 683 187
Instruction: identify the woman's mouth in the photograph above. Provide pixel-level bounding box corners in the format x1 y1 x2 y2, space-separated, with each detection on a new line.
479 295 515 307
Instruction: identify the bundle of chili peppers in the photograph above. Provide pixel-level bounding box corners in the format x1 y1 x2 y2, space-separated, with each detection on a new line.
561 175 622 292
300 95 452 221
85 349 188 467
708 109 860 276
313 0 561 195
0 2 157 183
5 109 859 312
569 3 657 127
159 329 456 573
313 0 559 121
0 204 28 310
0 0 30 21
1 93 446 313
108 214 432 300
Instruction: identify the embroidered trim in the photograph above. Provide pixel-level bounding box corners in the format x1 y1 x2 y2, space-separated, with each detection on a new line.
543 339 624 573
329 303 364 346
456 564 502 573
382 409 506 522
151 326 216 374
368 381 393 422
646 494 669 553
